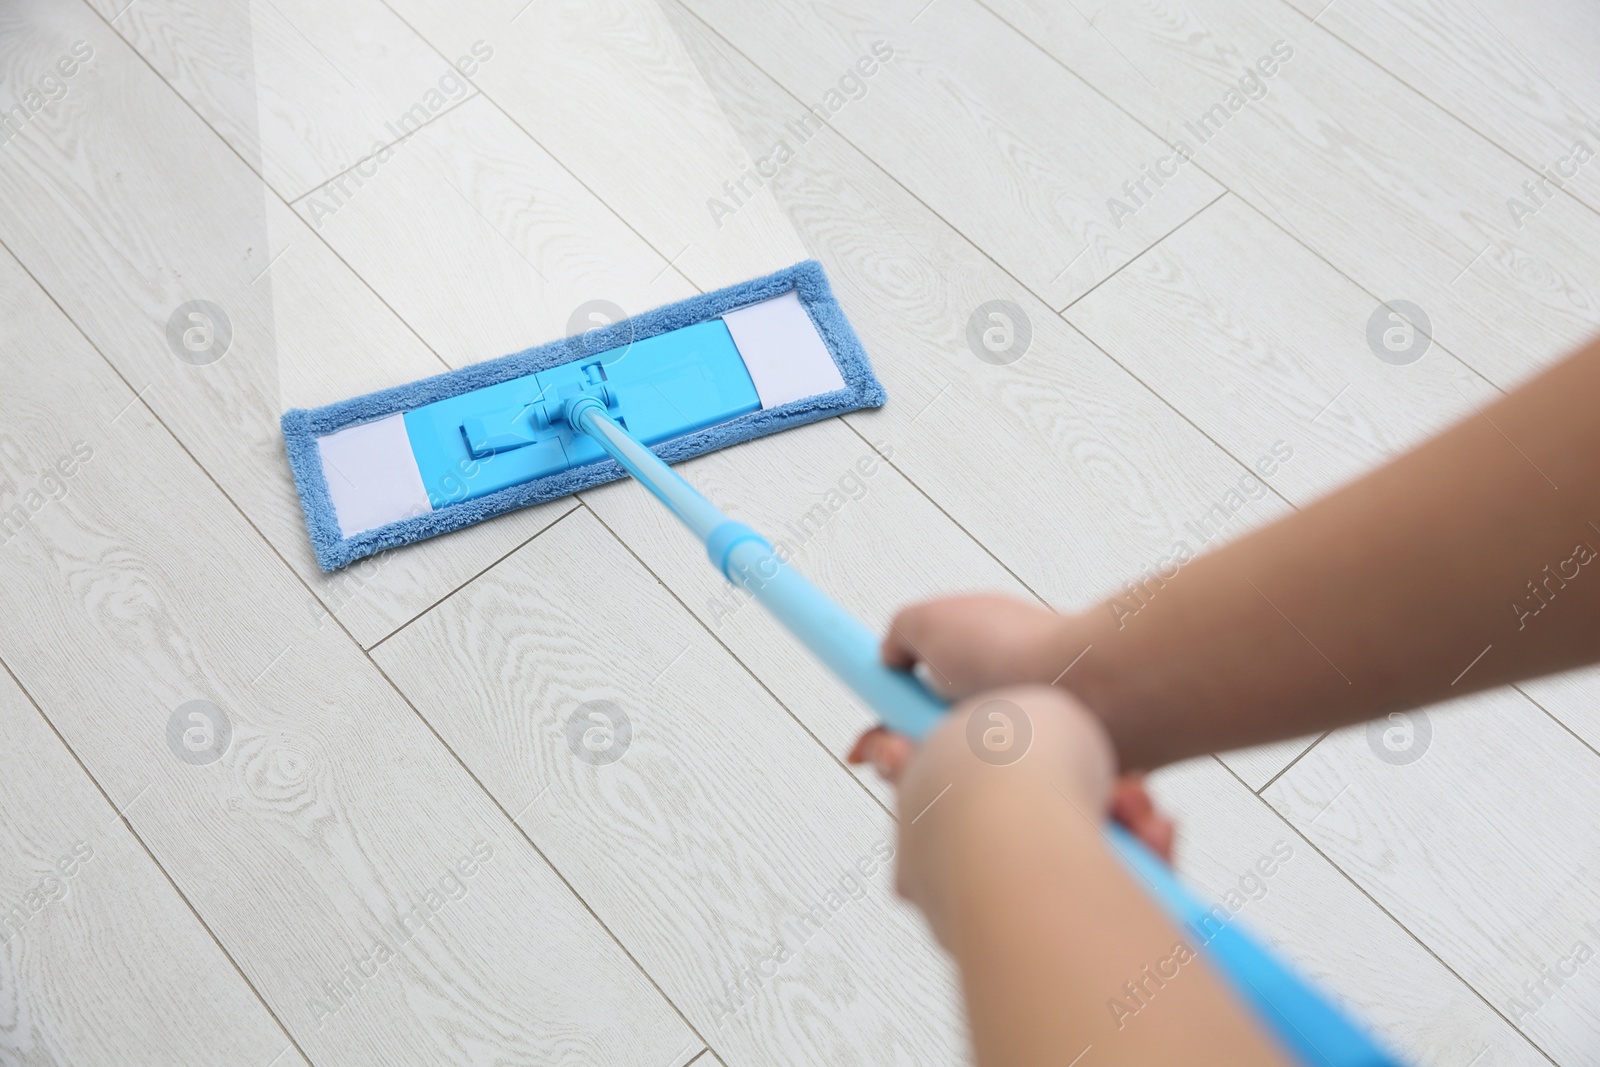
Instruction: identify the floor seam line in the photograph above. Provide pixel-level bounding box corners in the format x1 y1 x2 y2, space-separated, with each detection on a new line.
577 497 900 822
969 0 1552 393
1253 730 1331 796
286 89 480 207
376 0 709 298
0 653 317 1067
357 635 717 1059
1218 757 1561 1065
364 501 581 652
1269 0 1600 226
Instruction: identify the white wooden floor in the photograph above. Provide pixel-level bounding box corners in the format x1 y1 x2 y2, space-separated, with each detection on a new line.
1 0 1596 1063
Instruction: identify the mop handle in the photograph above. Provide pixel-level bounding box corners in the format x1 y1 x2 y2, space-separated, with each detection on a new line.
570 400 1396 1067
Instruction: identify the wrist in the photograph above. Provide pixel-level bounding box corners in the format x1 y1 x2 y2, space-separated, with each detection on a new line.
915 685 1115 815
1048 608 1146 770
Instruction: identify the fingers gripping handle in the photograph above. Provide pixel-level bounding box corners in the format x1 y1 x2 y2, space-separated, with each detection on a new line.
715 523 1394 1064
572 404 1396 1067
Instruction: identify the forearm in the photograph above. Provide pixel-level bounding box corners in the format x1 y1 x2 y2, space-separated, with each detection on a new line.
933 760 1286 1065
1070 341 1600 770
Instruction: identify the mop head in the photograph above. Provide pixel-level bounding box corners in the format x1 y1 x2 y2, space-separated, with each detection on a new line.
281 260 885 571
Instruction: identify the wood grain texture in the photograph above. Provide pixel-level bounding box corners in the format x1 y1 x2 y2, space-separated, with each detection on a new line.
1519 665 1600 756
0 0 568 648
1282 0 1600 217
292 93 701 369
662 0 1289 615
674 0 1222 308
1265 687 1600 1063
984 0 1600 389
6 1 1597 1062
583 417 1026 801
90 0 471 201
1068 194 1600 779
374 507 968 1067
0 237 693 1063
654 1 1305 788
1149 756 1547 1066
383 0 810 293
0 669 311 1067
1069 194 1495 504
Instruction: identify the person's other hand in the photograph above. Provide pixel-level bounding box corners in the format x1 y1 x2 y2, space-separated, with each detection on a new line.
858 594 1175 862
848 724 1175 863
890 685 1117 947
880 594 1078 698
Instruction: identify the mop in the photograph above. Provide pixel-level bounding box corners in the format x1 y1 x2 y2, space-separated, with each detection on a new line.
283 260 1398 1066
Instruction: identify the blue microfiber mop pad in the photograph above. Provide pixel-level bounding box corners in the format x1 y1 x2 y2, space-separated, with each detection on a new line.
282 260 885 571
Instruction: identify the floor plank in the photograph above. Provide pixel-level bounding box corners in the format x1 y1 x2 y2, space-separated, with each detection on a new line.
663 0 1289 615
1149 756 1547 1066
983 0 1600 389
90 0 471 201
0 0 566 647
0 233 694 1064
0 668 311 1067
1518 665 1600 756
1068 194 1494 503
673 0 1223 309
1265 688 1600 1063
1280 0 1600 218
292 93 701 369
374 507 968 1067
384 0 810 293
663 1 1305 790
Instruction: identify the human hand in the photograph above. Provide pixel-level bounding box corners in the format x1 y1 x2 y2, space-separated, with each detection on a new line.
888 685 1118 948
848 725 1175 863
858 594 1174 861
879 594 1079 699
888 687 1290 1067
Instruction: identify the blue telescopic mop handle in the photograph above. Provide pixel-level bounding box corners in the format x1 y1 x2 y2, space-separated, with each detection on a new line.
570 399 1396 1067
